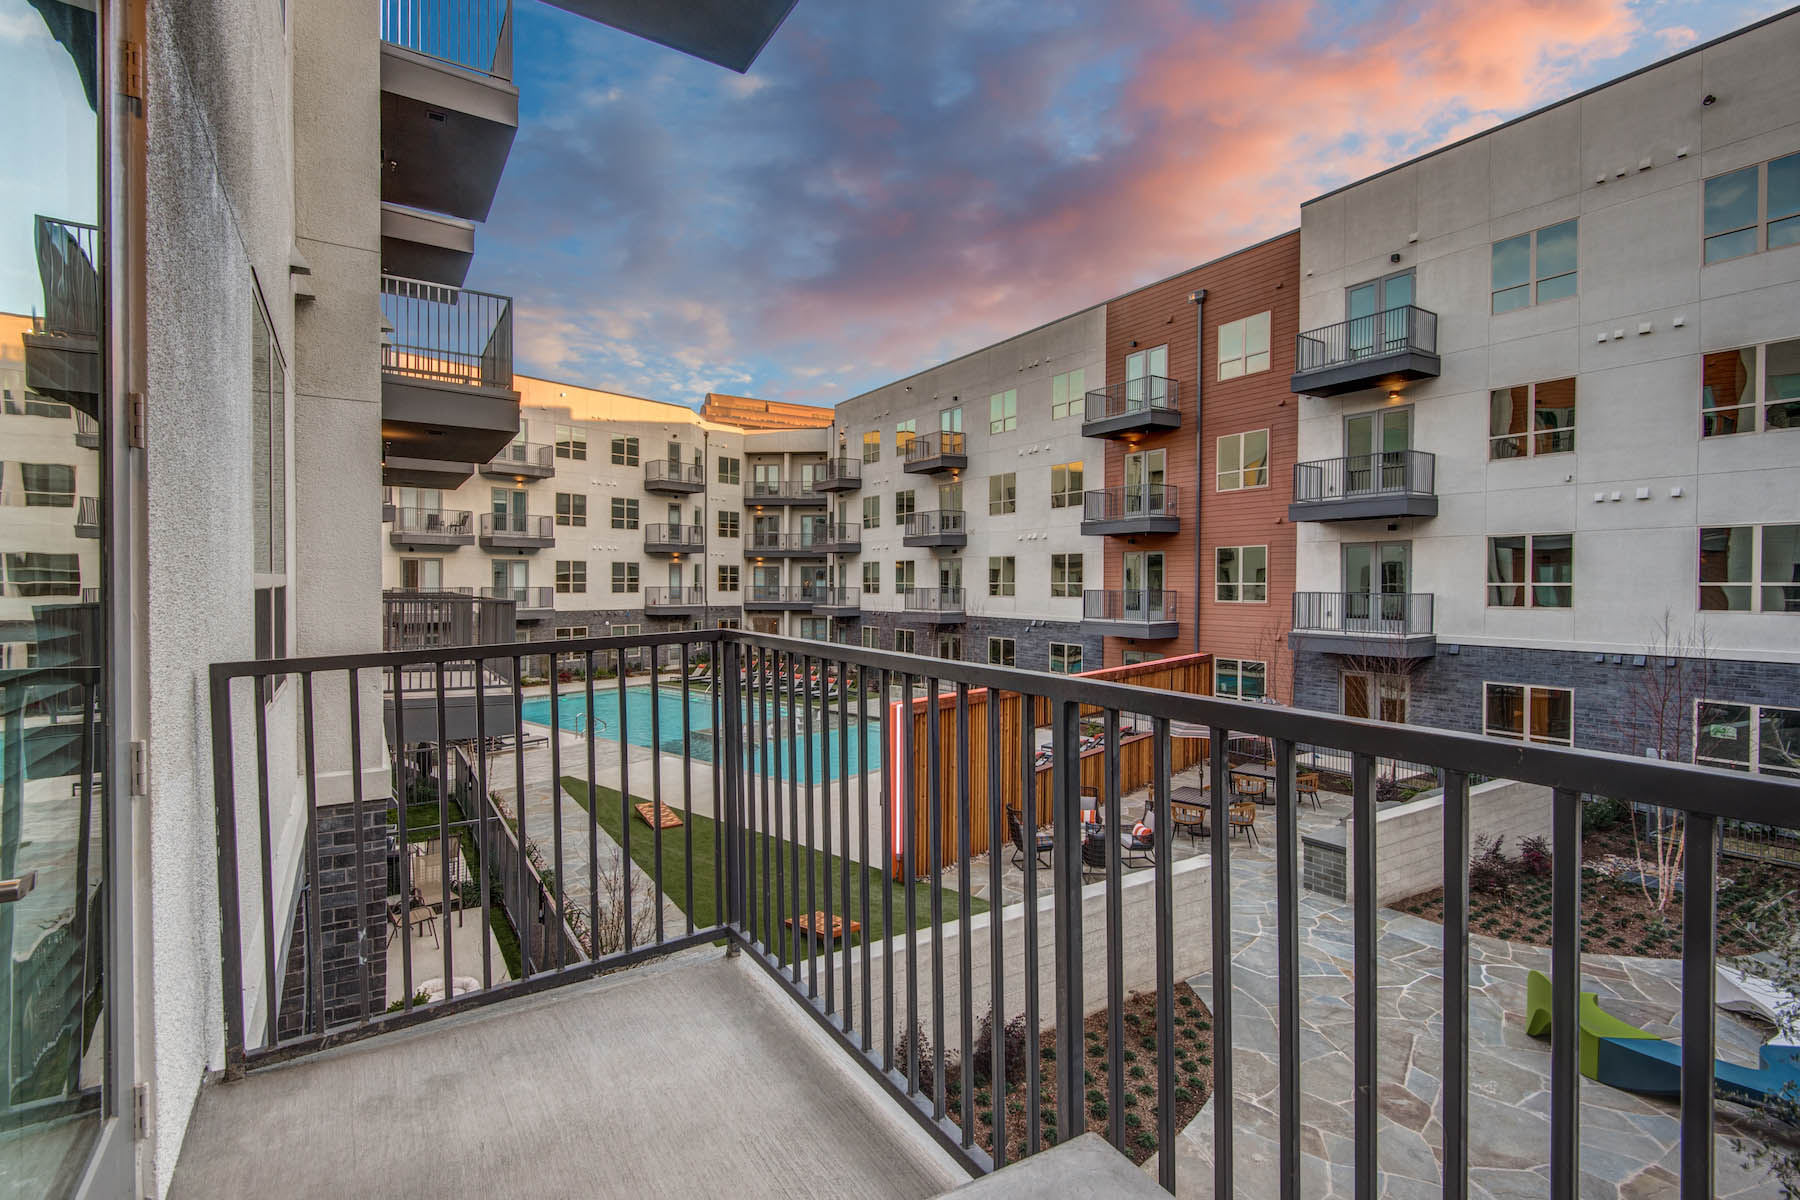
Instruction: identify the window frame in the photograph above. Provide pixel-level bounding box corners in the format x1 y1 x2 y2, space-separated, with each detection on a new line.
1215 657 1268 700
1488 378 1577 459
555 424 587 460
894 419 917 455
1050 552 1083 599
717 455 740 485
988 388 1017 434
861 431 880 463
862 495 881 529
717 564 739 592
894 490 916 522
987 556 1016 597
1486 533 1574 609
862 561 880 594
610 435 639 467
988 472 1016 516
1699 523 1799 613
1695 699 1800 778
894 560 915 592
555 559 587 594
1217 311 1272 380
1214 544 1269 603
555 492 587 527
1702 152 1800 264
1049 462 1083 509
894 628 916 654
610 497 640 530
610 561 640 593
1215 429 1270 491
987 636 1016 667
1491 219 1578 313
717 510 740 538
1701 339 1800 437
1482 682 1575 746
1051 367 1086 420
1048 642 1082 674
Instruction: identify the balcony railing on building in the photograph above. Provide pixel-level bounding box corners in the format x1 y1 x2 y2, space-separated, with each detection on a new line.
73 496 100 539
1289 590 1435 658
1289 450 1437 522
23 217 102 409
902 431 967 474
478 584 552 618
1079 485 1180 536
390 507 476 548
743 584 821 611
1291 305 1440 398
815 523 861 554
903 586 964 622
644 586 707 614
480 441 553 479
1081 376 1179 439
815 457 862 491
811 586 860 616
73 412 100 448
476 511 552 550
643 523 705 555
380 276 518 480
748 531 829 558
644 459 705 494
1082 588 1179 638
746 479 827 506
902 509 966 548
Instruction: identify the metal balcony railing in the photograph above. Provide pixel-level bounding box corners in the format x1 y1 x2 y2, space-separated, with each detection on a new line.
1291 591 1434 636
478 512 552 540
484 442 552 472
902 510 965 539
380 0 514 79
748 531 833 554
644 586 706 608
1082 376 1178 422
645 459 705 488
644 524 706 551
380 275 513 391
903 431 966 463
478 584 552 610
811 587 859 610
1294 305 1438 374
32 216 102 339
817 458 862 487
746 584 824 605
1081 485 1178 523
1292 451 1435 504
74 412 100 448
1082 588 1179 623
903 586 964 613
746 479 822 502
392 507 475 537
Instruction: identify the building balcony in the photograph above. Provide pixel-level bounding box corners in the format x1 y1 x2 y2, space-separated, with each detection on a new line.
381 490 397 523
1289 590 1435 658
22 217 102 412
477 511 553 550
743 584 820 611
382 456 475 490
379 204 476 288
747 531 828 558
380 276 519 474
1082 588 1180 638
644 524 705 555
1289 450 1437 522
1081 377 1179 439
380 0 518 223
901 431 967 475
1291 305 1440 398
390 507 476 549
810 588 861 617
903 586 964 623
901 509 966 548
73 496 100 539
644 586 708 617
480 441 554 480
74 412 100 449
644 459 706 495
745 480 827 506
815 523 860 554
479 584 552 620
815 458 862 491
1079 485 1180 536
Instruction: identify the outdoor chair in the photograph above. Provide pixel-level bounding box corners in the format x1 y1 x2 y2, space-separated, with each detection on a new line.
1080 816 1156 880
1170 799 1209 844
1230 772 1270 805
1229 801 1259 847
1007 806 1053 869
1296 771 1323 810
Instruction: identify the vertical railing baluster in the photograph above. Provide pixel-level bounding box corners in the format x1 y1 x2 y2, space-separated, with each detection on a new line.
956 682 974 1146
209 671 246 1064
650 655 665 946
1274 737 1299 1200
1441 769 1470 1200
461 660 482 981
820 656 835 1011
1104 707 1124 1151
860 665 873 1052
681 641 695 936
473 658 492 990
1681 811 1717 1200
839 663 854 1032
760 649 774 952
772 652 787 965
712 640 724 930
586 650 600 956
1152 719 1174 1194
788 652 804 982
927 674 945 1122
512 657 531 977
252 675 282 1040
1352 751 1377 1200
881 667 895 1073
1208 725 1231 1193
1550 786 1581 1200
987 689 1007 1168
347 668 373 1019
902 672 919 1097
617 648 633 955
1022 687 1041 1156
300 673 326 1037
1050 699 1083 1146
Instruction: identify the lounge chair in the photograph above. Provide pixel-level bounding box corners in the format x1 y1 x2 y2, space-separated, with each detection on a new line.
1080 817 1156 879
1007 806 1053 869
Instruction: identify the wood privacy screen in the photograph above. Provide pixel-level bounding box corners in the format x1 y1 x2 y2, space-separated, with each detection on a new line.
894 654 1214 871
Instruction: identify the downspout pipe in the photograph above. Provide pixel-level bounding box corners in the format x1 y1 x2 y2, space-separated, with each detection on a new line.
1189 289 1205 655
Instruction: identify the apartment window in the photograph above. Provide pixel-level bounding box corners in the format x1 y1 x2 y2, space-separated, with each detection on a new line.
252 294 288 665
862 496 881 528
988 389 1017 434
2 389 68 417
610 497 639 530
555 493 587 527
4 552 79 597
554 626 588 639
861 627 879 649
717 564 739 592
717 455 740 485
1489 378 1576 458
1215 658 1267 700
860 562 880 594
988 556 1015 597
713 617 740 631
1697 700 1800 778
1215 545 1268 603
1215 430 1269 491
555 425 587 460
1050 553 1082 598
895 418 916 455
988 637 1016 667
1122 650 1159 666
1049 462 1083 509
1702 339 1800 436
1491 219 1577 313
1051 368 1086 420
894 561 916 592
988 472 1016 516
610 435 639 466
1048 642 1082 674
1217 311 1272 379
799 618 829 641
17 463 75 506
895 490 916 522
1703 152 1800 264
556 560 587 594
1699 524 1800 613
1484 683 1574 746
1487 534 1573 608
1343 672 1408 723
601 563 634 595
937 632 962 660
717 510 739 538
894 628 916 654
399 558 442 590
940 407 962 434
861 431 880 463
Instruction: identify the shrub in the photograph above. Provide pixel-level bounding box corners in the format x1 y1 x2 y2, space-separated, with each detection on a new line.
1583 795 1629 834
968 1008 1031 1087
384 989 431 1013
1517 835 1552 878
1375 778 1405 806
1469 835 1515 900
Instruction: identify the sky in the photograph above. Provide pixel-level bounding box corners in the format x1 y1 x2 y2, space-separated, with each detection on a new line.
471 0 1787 409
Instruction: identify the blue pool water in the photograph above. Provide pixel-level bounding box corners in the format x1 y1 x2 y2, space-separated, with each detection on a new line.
519 686 879 781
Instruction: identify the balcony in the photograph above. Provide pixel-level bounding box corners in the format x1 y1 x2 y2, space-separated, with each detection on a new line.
1081 376 1179 439
389 506 476 549
380 276 519 473
477 511 553 550
1291 305 1440 398
815 457 862 491
380 0 518 223
644 586 708 617
1079 485 1180 536
643 523 705 555
811 587 861 617
1082 588 1180 638
815 523 861 554
745 479 827 506
480 441 554 480
903 586 964 623
22 217 102 412
644 459 706 495
73 496 100 540
1289 590 1435 658
382 490 397 523
1290 450 1437 522
747 531 828 558
73 412 100 449
743 584 820 611
379 203 475 287
901 509 966 549
479 583 552 619
901 431 967 474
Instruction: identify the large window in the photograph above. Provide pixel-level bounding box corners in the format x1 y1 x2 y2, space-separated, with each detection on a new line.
940 407 962 434
1215 545 1267 603
1703 152 1799 263
4 552 79 597
611 562 639 593
862 562 880 594
1699 524 1800 613
1487 534 1573 608
937 632 962 660
554 626 588 640
1050 462 1083 509
1049 642 1082 674
1215 430 1269 491
987 637 1016 667
988 472 1016 515
988 556 1015 597
555 425 587 460
894 560 916 592
555 492 587 526
1217 311 1271 379
717 565 739 591
555 560 586 594
895 490 916 521
988 389 1017 434
1343 672 1408 723
895 628 916 654
1216 658 1267 700
16 462 75 506
717 455 740 485
862 496 880 528
861 431 880 462
1702 339 1800 436
861 627 878 648
717 510 739 538
610 497 639 530
1051 368 1086 420
1697 700 1800 778
610 435 639 466
1489 378 1576 458
1491 219 1577 313
1483 683 1573 745
399 557 442 590
894 418 917 454
1051 553 1082 598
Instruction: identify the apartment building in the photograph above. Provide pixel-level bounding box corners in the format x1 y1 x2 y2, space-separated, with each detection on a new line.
1288 10 1800 761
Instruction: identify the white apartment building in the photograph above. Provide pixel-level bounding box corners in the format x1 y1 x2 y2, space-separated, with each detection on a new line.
1288 10 1800 764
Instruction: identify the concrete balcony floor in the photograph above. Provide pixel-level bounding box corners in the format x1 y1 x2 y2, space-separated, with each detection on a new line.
171 950 966 1199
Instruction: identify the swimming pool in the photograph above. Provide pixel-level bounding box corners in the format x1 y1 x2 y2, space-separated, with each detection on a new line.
519 685 879 781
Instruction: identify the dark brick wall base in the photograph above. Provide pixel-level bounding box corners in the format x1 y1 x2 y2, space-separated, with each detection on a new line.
276 801 394 1038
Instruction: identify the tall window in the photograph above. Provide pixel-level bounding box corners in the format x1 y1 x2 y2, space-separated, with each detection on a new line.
895 418 916 455
895 490 916 521
1215 546 1267 602
1050 553 1082 598
717 510 739 538
1702 340 1800 436
987 637 1016 667
988 389 1017 434
1051 368 1086 420
610 497 639 529
17 463 75 506
1703 152 1800 263
555 492 587 526
1491 219 1577 312
717 565 739 591
1697 700 1800 777
1217 311 1271 379
895 628 916 654
1699 524 1800 613
1489 379 1576 458
610 435 639 466
861 431 880 462
862 562 880 594
894 560 916 592
400 558 442 590
555 425 587 460
252 294 288 662
937 632 962 660
1215 658 1267 700
940 407 962 434
611 562 639 593
1487 534 1573 608
988 472 1016 515
988 556 1015 597
861 627 879 649
1483 684 1573 745
1343 672 1408 723
555 560 587 594
1048 642 1082 674
1049 462 1082 509
1215 430 1269 491
717 455 740 484
862 496 881 528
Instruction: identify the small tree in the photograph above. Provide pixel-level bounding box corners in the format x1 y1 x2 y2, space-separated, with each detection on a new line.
1729 894 1800 1194
1251 613 1293 705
